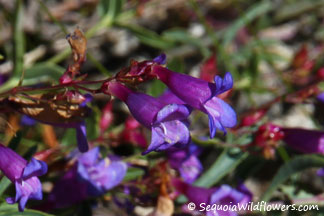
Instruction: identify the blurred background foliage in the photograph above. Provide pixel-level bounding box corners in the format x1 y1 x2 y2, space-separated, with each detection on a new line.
1 0 324 215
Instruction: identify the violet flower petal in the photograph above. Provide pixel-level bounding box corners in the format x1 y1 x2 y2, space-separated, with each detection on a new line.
144 117 190 154
179 155 203 183
22 158 48 179
76 122 89 153
204 96 237 137
153 66 237 138
102 161 127 190
78 147 100 166
153 54 166 65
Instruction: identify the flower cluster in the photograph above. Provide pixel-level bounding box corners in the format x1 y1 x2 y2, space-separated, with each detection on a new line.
103 54 237 154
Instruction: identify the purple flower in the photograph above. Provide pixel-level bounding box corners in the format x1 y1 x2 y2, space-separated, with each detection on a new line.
282 128 324 154
43 147 127 210
153 53 167 65
173 179 252 216
317 92 324 103
207 184 251 216
0 144 47 212
106 81 191 154
167 143 202 183
77 147 127 196
45 166 88 209
317 168 324 177
152 65 237 138
0 73 9 86
20 115 37 126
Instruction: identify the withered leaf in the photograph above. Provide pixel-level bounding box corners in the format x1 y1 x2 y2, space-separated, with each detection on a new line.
5 93 90 126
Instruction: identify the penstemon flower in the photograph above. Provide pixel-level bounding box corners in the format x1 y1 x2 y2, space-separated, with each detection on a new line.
45 147 127 209
152 64 237 138
173 179 252 216
282 127 324 154
167 143 202 183
77 147 127 196
104 81 191 154
0 144 47 212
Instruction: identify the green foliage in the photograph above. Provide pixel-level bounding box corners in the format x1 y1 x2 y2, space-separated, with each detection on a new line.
195 149 248 187
0 203 53 216
13 0 24 77
262 155 324 201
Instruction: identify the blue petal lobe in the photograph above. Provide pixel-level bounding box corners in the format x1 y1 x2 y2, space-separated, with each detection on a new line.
22 158 48 179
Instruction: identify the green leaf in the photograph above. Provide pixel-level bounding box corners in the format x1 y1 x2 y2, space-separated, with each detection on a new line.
25 63 64 80
123 167 145 181
147 79 166 97
167 58 185 74
0 63 64 93
0 203 53 216
222 1 272 46
275 0 324 22
116 23 175 50
162 29 210 57
13 0 24 76
8 131 22 151
37 0 68 34
261 155 324 201
23 145 38 160
0 177 11 197
98 0 125 19
194 149 248 187
85 110 99 140
61 128 76 148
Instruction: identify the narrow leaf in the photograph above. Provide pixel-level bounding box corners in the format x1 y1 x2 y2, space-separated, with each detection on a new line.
262 155 324 201
223 1 272 46
13 0 24 76
0 177 11 197
194 149 248 187
0 203 53 216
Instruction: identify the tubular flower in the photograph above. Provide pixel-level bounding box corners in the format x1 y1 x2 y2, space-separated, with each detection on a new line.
282 128 324 154
105 81 191 154
44 147 127 210
167 143 202 183
152 65 236 138
0 144 47 212
77 147 127 196
173 179 252 216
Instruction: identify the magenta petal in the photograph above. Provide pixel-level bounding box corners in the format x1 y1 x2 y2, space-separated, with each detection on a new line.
158 89 186 105
126 93 164 128
282 128 324 154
